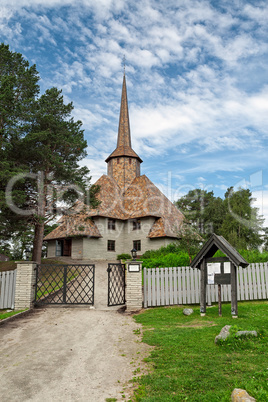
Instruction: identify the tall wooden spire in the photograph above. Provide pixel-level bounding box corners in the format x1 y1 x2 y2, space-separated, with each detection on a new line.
117 73 132 149
106 73 142 163
106 73 142 190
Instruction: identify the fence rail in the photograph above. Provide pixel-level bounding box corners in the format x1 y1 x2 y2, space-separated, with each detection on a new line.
144 263 268 308
0 270 17 309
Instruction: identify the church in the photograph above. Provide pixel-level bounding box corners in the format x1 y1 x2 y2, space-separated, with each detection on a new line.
44 74 185 260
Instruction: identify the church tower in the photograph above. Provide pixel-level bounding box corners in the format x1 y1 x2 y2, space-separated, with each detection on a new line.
105 73 142 192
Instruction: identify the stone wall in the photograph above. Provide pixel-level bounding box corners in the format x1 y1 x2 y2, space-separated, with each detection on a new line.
125 261 143 311
46 217 176 260
71 238 83 259
14 262 36 310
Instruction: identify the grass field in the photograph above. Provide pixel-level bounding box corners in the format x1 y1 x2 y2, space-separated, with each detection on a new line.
0 309 26 320
133 301 268 401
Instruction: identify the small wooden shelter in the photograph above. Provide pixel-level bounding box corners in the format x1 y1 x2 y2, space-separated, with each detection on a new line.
190 234 248 317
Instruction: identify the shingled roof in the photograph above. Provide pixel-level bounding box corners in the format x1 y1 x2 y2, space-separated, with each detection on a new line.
44 214 102 240
44 174 184 240
124 175 184 238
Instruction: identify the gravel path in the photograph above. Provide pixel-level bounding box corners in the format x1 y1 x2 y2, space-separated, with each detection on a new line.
0 260 151 401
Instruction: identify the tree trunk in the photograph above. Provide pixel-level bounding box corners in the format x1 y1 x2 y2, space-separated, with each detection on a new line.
32 222 45 264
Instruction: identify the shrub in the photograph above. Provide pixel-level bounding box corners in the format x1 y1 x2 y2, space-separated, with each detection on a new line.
117 253 131 261
142 252 190 268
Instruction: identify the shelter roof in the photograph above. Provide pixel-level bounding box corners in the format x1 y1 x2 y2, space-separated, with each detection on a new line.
190 233 249 269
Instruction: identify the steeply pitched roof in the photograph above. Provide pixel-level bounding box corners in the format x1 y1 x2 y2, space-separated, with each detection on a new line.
87 174 124 219
124 175 184 238
190 233 249 269
44 214 102 240
105 74 142 163
44 174 184 240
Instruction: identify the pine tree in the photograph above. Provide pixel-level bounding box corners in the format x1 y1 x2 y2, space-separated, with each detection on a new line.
221 187 264 249
0 44 98 263
18 87 95 263
0 43 39 242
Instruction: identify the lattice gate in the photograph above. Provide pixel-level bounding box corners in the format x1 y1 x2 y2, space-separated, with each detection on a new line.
107 263 126 306
35 264 95 305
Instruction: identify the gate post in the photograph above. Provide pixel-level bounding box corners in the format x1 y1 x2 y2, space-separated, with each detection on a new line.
125 261 143 312
14 261 37 310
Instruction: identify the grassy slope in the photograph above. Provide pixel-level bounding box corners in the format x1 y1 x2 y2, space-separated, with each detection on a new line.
134 301 268 401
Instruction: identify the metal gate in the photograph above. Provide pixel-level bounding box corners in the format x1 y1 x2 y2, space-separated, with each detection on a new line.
35 264 95 305
107 263 126 306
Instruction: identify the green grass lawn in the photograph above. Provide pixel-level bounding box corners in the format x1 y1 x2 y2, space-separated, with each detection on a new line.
0 309 26 320
133 301 268 401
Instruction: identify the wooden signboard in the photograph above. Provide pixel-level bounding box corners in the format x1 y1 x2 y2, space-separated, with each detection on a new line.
206 260 231 285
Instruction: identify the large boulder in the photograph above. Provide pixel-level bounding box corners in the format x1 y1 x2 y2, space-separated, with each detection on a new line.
215 325 231 344
231 388 256 401
235 330 257 338
183 308 193 316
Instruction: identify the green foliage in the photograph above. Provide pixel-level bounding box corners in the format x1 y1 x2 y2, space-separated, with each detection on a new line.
176 189 224 239
133 302 268 401
0 43 40 241
175 187 264 250
177 221 203 262
142 252 190 268
0 43 98 263
0 309 26 320
141 244 268 268
117 253 131 261
141 243 181 259
221 187 264 249
238 249 268 264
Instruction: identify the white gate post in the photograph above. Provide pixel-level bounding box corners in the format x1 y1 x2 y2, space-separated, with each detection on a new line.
14 261 37 310
125 261 143 312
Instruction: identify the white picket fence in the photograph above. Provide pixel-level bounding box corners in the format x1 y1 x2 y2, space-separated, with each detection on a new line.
0 270 17 309
144 263 268 307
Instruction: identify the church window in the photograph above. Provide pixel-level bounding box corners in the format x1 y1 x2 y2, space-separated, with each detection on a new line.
117 158 119 164
133 219 141 230
133 240 141 251
129 158 131 164
108 218 116 230
108 240 115 251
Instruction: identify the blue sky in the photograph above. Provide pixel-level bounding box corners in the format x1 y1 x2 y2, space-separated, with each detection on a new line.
1 0 268 225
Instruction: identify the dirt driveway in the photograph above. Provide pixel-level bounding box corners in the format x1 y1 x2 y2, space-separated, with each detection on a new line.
0 260 151 402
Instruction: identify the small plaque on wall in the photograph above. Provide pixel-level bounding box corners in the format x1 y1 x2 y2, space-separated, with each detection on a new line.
128 264 140 272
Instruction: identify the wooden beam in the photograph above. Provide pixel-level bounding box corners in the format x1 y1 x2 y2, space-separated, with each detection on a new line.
231 263 238 317
200 260 207 315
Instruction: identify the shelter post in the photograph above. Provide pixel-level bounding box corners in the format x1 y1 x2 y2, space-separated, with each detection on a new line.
200 260 207 316
231 263 238 318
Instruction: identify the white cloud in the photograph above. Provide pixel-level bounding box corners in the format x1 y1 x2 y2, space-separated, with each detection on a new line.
1 0 268 208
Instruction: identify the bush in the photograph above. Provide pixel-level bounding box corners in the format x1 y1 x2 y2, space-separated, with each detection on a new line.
141 245 268 268
142 252 190 268
117 253 131 261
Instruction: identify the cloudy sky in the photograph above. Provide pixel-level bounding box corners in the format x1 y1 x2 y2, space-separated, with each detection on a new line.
1 0 268 224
